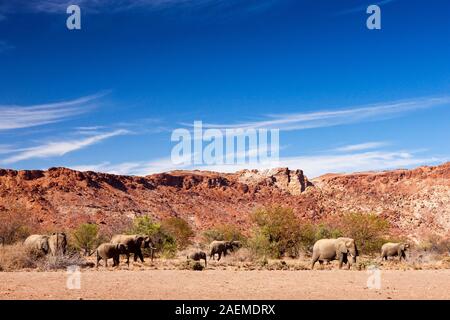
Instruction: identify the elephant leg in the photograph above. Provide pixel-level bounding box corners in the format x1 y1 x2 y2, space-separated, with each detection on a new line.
126 252 130 265
96 256 100 268
217 252 221 261
138 250 144 263
338 255 344 269
105 258 108 267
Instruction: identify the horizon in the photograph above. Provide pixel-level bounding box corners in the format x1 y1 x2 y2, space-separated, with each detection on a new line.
1 159 448 179
1 0 449 178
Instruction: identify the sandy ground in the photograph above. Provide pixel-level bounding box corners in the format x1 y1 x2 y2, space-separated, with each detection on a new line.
0 269 449 300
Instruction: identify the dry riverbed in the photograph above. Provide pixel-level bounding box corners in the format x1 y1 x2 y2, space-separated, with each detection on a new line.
0 269 449 300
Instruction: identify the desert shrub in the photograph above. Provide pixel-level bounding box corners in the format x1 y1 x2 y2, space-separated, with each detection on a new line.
418 233 450 254
161 217 194 250
0 243 37 271
38 253 88 271
202 224 246 243
298 222 343 252
129 216 177 258
71 223 106 256
249 206 302 259
338 212 391 254
0 205 38 245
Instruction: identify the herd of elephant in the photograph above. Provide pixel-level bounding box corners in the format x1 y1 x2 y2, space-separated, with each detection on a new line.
22 233 410 269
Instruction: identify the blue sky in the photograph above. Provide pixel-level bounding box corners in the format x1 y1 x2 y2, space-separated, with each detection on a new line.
0 0 449 177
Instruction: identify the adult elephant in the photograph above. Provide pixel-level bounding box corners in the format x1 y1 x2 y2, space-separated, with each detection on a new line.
381 242 410 261
111 234 153 265
209 240 234 261
24 235 50 254
48 232 67 256
311 237 358 269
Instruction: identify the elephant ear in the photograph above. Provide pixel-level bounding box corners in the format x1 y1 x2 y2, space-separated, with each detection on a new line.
338 242 348 254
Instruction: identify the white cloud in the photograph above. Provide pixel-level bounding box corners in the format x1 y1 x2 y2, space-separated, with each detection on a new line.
2 0 268 14
334 141 389 152
2 129 129 164
0 92 106 130
194 96 450 132
70 148 443 179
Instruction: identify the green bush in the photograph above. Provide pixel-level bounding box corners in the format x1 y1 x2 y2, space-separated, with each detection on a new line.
71 223 104 256
129 216 177 258
249 206 302 259
339 212 391 254
161 217 194 250
203 224 246 243
298 222 343 252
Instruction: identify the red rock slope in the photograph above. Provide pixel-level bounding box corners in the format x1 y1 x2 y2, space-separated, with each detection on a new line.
0 163 448 238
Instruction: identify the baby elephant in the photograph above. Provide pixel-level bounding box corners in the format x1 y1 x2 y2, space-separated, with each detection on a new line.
187 251 207 267
96 243 127 268
381 242 410 261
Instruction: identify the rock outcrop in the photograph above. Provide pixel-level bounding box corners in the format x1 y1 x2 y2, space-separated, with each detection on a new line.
0 163 449 239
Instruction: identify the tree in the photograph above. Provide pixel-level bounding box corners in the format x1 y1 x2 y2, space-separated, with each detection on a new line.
129 216 177 258
72 223 100 256
340 212 390 254
161 217 194 249
250 206 302 258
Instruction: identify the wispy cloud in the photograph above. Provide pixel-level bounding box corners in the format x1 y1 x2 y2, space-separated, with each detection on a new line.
195 96 450 132
334 141 389 152
1 0 276 15
334 0 396 16
0 40 13 53
1 129 129 164
0 92 106 131
70 144 443 178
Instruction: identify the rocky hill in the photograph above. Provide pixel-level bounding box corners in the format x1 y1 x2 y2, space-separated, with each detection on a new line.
0 163 449 239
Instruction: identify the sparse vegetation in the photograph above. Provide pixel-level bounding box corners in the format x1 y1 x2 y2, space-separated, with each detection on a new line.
71 223 105 256
161 217 194 250
203 224 246 243
249 206 303 259
129 216 177 258
338 212 391 254
0 205 38 245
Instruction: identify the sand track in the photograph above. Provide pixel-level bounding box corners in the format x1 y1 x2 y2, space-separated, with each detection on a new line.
1 270 449 300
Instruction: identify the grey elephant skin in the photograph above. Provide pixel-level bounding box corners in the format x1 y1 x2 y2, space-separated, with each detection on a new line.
96 243 127 267
111 234 153 265
48 232 67 255
209 241 234 261
24 235 50 254
187 251 207 267
381 242 409 261
311 237 358 269
24 233 67 256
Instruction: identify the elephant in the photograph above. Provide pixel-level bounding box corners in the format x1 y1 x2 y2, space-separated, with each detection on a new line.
96 243 127 267
48 232 67 256
381 242 410 261
187 251 207 267
24 235 50 254
311 237 358 269
209 240 234 261
230 240 242 250
111 234 154 265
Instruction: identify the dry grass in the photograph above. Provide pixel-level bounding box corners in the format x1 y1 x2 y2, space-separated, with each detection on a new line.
0 243 90 271
0 243 38 271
